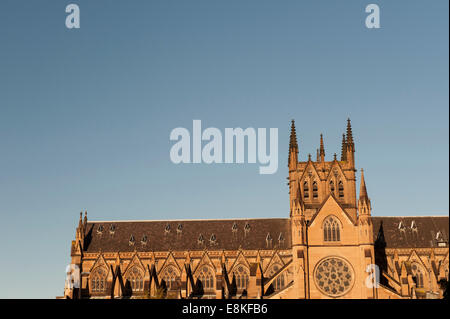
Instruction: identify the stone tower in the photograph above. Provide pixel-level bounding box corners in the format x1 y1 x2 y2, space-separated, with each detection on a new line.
288 119 358 222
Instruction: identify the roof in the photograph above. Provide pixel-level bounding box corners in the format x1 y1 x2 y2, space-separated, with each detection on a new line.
81 215 449 253
372 216 449 249
83 218 292 253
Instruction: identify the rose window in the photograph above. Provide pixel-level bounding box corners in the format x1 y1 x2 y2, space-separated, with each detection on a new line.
314 257 354 297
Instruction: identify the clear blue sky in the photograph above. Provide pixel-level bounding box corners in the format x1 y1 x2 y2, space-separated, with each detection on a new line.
0 0 448 298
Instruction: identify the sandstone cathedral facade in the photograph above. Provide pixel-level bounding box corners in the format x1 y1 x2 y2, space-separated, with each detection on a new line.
63 119 449 299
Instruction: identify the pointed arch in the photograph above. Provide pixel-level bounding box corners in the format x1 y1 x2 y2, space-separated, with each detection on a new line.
263 250 285 275
406 250 428 270
323 215 341 242
193 250 217 274
228 250 251 274
158 251 182 276
123 252 146 275
266 263 285 291
125 265 144 292
194 264 215 291
303 181 309 199
329 180 335 195
88 254 110 294
299 162 321 200
123 253 146 293
411 262 425 289
407 251 430 291
312 181 318 199
325 161 346 181
160 264 181 291
231 264 250 291
90 266 108 293
89 253 109 273
192 251 217 293
338 181 344 198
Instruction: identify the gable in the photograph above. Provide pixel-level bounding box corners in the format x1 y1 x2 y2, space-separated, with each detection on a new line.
309 195 355 228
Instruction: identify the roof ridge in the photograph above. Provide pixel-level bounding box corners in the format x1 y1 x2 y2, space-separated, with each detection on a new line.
372 215 449 218
88 217 290 223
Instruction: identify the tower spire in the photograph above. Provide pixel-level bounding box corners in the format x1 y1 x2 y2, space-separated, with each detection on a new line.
359 169 368 202
289 119 298 151
75 211 86 244
319 133 325 162
289 120 299 169
341 133 347 161
345 118 355 166
78 211 83 228
358 168 371 216
346 118 354 146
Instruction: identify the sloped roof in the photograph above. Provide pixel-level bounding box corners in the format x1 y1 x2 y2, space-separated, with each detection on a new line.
83 218 291 253
81 215 448 253
372 216 449 249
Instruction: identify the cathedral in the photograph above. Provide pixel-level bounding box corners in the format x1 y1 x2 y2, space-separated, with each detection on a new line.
63 119 449 299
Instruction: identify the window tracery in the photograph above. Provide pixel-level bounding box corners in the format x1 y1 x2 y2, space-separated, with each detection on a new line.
196 266 214 290
323 216 341 242
161 265 179 290
127 266 144 292
232 265 249 290
314 257 354 297
91 267 107 293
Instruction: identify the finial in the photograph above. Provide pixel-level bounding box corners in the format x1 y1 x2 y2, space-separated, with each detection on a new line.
296 180 302 201
359 168 369 202
319 133 325 161
308 153 311 161
78 211 83 228
346 118 354 145
334 153 337 160
289 119 298 150
341 133 347 161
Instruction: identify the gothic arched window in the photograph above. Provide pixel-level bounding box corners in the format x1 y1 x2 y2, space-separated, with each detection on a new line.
232 265 249 290
161 265 179 291
196 266 215 290
274 273 286 291
338 181 344 198
91 267 107 293
312 181 318 198
323 216 341 242
411 263 425 289
266 264 286 291
303 181 309 199
330 180 335 195
127 266 144 292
